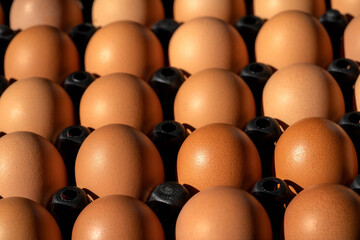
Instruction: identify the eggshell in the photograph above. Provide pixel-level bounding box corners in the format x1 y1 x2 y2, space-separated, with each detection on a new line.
176 186 272 240
173 0 246 24
169 17 248 75
85 21 164 81
253 0 326 19
354 74 360 109
72 195 165 240
255 10 333 70
80 72 162 134
262 63 345 127
0 77 75 143
331 0 360 17
177 123 261 192
92 0 164 27
344 16 360 63
0 132 68 207
4 25 80 84
10 0 83 33
0 197 62 239
174 68 255 130
284 183 360 240
75 124 164 201
274 118 358 190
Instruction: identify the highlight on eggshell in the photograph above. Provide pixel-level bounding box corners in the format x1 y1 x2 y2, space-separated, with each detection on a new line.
173 0 246 24
255 10 333 70
331 0 360 17
92 0 164 27
168 16 248 75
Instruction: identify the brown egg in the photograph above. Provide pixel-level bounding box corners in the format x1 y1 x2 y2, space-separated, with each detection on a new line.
75 124 164 201
0 197 62 239
0 132 68 207
10 0 83 33
0 77 75 143
169 17 248 75
174 68 255 130
255 10 333 70
262 63 345 127
253 0 326 19
274 118 358 190
92 0 164 27
173 0 246 24
85 21 164 81
176 186 272 240
284 183 360 239
354 74 360 109
344 16 360 63
72 195 165 240
4 25 80 84
80 72 162 134
177 123 261 193
331 0 360 17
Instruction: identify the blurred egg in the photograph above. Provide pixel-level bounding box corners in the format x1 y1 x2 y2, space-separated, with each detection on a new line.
0 3 4 24
176 186 272 240
85 21 164 81
284 183 360 239
355 74 360 109
173 0 246 24
0 197 62 239
174 68 255 130
255 10 333 70
262 63 345 127
274 118 358 190
0 132 68 207
72 195 165 240
344 15 360 63
177 123 261 193
92 0 164 27
75 124 164 201
331 0 360 17
253 0 326 19
10 0 83 33
0 77 75 143
4 25 80 84
80 72 162 134
169 17 248 75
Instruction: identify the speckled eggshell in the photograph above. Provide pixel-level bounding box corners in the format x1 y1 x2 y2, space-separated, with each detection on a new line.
80 72 162 134
85 21 164 81
0 77 74 142
174 68 255 130
176 186 272 240
253 0 326 19
92 0 164 27
284 183 360 240
10 0 83 33
344 16 360 63
0 132 68 207
0 77 75 143
169 17 248 75
177 123 261 193
72 195 165 240
173 0 246 24
331 0 360 17
4 25 80 84
255 10 332 70
75 124 164 201
262 63 345 127
0 197 62 239
274 118 358 190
